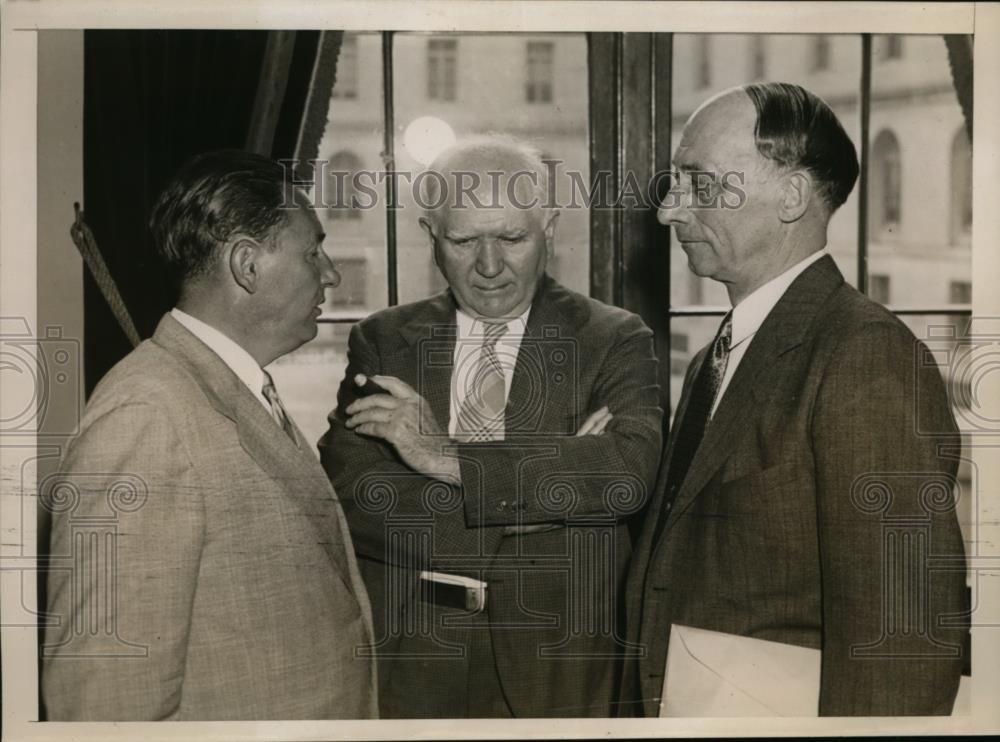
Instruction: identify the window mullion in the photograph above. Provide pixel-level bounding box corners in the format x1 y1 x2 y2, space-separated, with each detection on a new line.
857 33 872 296
382 30 398 307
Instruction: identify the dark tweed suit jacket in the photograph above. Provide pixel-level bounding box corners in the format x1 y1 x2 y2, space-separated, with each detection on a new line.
623 256 968 717
319 275 663 718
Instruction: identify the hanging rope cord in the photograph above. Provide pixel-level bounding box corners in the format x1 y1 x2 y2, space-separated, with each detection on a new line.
69 202 142 348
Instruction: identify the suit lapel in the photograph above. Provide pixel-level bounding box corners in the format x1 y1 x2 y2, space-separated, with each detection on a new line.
150 315 348 560
398 291 457 429
508 276 585 435
662 256 845 528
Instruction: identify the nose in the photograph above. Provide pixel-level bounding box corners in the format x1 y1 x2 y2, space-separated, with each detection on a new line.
657 171 692 227
474 240 504 278
657 189 690 227
319 249 340 288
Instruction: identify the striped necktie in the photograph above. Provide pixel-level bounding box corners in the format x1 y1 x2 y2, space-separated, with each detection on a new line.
261 371 298 445
455 321 509 442
653 311 732 541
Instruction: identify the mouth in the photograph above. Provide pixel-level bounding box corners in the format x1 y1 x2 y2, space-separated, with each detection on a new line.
474 283 512 293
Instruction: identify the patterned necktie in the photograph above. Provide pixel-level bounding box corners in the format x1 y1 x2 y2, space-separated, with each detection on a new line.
454 321 509 442
261 371 298 445
658 311 732 520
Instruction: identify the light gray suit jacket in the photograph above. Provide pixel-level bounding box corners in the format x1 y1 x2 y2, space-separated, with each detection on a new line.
42 314 377 720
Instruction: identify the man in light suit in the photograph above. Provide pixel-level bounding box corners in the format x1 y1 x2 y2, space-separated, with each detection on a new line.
42 150 377 720
625 83 968 716
319 137 662 717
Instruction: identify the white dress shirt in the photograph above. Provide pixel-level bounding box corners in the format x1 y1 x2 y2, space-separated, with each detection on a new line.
710 249 829 418
170 308 271 411
448 306 531 438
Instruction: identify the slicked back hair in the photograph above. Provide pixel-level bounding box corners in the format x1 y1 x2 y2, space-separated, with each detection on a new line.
742 82 859 213
149 149 293 282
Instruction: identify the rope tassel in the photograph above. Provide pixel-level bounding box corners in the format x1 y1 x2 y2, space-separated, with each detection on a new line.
70 202 142 348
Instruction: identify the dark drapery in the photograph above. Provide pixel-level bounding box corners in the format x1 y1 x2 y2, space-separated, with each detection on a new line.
82 30 322 394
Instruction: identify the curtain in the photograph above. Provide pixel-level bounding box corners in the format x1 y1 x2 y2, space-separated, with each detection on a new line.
82 30 323 394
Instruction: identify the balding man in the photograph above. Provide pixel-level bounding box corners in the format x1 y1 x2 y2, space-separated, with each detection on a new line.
624 83 968 716
319 136 662 718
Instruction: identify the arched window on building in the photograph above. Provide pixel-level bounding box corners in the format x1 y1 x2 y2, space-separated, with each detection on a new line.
874 34 904 62
695 36 711 89
326 150 363 221
331 34 358 99
869 129 901 235
950 127 972 245
810 35 830 72
749 36 765 80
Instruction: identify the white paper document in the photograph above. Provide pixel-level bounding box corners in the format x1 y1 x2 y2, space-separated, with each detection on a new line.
660 624 821 717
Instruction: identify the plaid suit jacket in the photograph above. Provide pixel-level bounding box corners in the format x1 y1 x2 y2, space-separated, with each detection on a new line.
42 314 377 720
319 275 663 717
623 256 969 717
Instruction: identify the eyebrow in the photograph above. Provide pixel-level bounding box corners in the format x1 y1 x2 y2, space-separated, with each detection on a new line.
673 159 712 173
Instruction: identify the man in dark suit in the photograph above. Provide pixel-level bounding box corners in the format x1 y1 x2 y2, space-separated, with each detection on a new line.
319 136 663 718
624 83 968 716
43 151 377 719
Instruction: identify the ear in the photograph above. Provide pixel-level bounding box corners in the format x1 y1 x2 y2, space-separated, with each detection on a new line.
542 210 560 258
778 171 812 223
419 216 439 267
228 236 260 293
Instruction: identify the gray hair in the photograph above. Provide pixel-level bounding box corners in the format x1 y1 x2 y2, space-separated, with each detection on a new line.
419 134 553 226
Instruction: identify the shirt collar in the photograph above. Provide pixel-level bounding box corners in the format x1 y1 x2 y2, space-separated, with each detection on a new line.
455 305 531 344
730 249 828 349
170 308 267 398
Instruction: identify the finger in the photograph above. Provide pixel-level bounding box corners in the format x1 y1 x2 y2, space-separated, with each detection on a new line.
345 408 394 429
591 412 613 435
352 422 388 440
345 394 400 415
581 414 612 437
370 374 417 400
575 406 610 436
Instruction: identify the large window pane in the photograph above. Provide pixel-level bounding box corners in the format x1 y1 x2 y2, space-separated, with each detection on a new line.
669 34 862 308
392 32 590 305
868 35 972 309
315 31 388 316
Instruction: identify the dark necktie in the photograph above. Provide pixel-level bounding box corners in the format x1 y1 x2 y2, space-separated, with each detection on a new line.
656 312 732 529
454 321 508 442
261 371 298 445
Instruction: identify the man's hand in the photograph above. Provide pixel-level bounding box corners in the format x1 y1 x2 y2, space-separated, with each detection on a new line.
575 406 612 436
344 374 461 485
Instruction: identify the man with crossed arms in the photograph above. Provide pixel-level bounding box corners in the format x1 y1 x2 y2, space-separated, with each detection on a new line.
320 136 662 718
